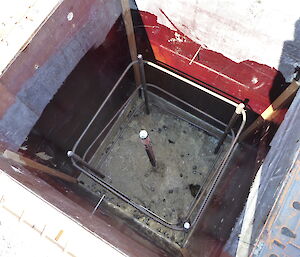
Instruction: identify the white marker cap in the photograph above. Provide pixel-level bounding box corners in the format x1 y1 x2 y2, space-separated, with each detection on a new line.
235 103 245 114
139 130 148 139
183 222 191 230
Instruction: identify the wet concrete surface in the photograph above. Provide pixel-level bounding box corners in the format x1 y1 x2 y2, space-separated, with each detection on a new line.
78 96 229 248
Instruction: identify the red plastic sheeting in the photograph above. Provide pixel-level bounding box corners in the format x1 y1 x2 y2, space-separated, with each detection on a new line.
140 11 284 115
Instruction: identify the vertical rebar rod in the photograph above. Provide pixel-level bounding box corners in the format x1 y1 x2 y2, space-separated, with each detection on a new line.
139 130 156 167
92 195 105 215
214 103 245 154
137 54 150 114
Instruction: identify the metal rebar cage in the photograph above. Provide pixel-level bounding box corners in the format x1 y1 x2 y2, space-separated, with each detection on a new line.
68 55 247 233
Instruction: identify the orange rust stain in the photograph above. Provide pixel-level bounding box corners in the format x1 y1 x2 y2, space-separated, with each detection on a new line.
151 44 167 64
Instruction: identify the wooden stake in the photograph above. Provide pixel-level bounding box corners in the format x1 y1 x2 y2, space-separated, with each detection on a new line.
120 0 141 86
240 79 300 141
3 150 77 183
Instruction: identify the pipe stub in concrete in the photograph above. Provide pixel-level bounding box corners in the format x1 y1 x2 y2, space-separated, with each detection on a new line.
139 130 148 139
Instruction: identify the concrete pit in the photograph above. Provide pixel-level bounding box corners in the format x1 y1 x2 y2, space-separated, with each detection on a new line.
78 93 229 247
